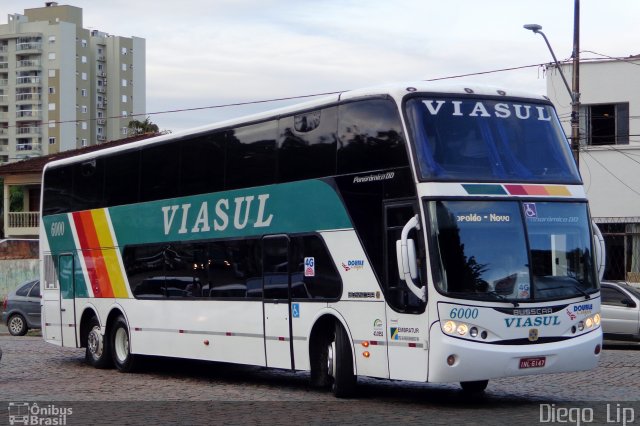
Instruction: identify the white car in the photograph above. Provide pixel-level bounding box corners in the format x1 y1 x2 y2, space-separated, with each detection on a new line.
600 281 640 342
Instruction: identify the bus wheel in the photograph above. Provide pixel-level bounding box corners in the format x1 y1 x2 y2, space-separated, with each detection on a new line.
460 380 489 393
85 316 112 368
111 315 137 372
8 313 28 336
329 324 357 398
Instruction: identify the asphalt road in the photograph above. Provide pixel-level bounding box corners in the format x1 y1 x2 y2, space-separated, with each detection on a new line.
1 324 640 425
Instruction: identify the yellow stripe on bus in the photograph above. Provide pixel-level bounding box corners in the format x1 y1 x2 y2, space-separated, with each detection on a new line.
91 209 129 298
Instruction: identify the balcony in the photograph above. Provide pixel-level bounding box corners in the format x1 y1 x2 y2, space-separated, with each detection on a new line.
7 211 39 237
16 93 42 102
96 103 105 109
16 76 42 86
0 95 7 104
97 87 106 93
17 59 41 69
97 135 106 141
97 118 106 125
16 110 42 120
0 45 7 53
0 62 7 69
0 112 8 121
16 127 41 135
16 142 42 153
97 71 106 77
97 55 105 62
0 79 8 87
16 42 42 52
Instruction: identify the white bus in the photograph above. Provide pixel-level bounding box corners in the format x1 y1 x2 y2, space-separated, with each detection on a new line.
40 82 602 397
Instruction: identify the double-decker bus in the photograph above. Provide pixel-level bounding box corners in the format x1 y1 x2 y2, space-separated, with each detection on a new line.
40 82 602 397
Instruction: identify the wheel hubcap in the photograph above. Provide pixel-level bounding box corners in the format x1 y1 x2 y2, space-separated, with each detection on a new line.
87 326 103 358
114 327 129 363
9 316 24 334
327 340 336 379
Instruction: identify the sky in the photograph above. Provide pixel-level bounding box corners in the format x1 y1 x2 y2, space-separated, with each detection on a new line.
2 0 640 132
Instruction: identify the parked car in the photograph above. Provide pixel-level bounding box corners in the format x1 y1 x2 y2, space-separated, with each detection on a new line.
600 281 640 342
2 279 41 336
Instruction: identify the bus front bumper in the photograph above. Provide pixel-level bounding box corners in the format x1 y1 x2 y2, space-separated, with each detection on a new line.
427 326 602 383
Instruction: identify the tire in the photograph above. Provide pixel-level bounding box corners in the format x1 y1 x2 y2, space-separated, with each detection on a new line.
310 332 331 388
111 315 137 373
460 380 489 393
8 314 28 336
329 324 357 398
85 316 112 369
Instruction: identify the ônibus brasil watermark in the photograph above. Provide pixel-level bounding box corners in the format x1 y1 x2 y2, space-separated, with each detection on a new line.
540 403 634 426
7 402 72 426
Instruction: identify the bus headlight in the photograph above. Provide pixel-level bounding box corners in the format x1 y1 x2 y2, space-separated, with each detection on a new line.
443 320 456 334
585 317 593 328
456 324 468 336
593 313 601 325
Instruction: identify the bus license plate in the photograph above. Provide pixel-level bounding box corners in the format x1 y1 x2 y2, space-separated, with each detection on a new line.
519 357 546 369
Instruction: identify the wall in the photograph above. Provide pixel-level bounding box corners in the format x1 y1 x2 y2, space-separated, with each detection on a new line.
0 259 39 298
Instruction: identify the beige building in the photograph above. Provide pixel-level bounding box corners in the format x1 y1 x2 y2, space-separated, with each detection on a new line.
0 2 145 163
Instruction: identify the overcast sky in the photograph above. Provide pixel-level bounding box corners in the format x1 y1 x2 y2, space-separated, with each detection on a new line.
3 1 640 132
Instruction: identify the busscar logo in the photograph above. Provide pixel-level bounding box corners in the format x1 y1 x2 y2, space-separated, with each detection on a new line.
7 402 73 425
342 260 365 272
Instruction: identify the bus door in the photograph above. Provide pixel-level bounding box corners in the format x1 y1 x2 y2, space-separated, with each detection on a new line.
42 254 62 344
58 254 78 347
383 202 429 381
262 235 294 370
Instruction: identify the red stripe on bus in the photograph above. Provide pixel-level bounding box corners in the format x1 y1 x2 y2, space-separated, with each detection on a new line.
73 211 114 298
226 332 233 336
408 343 417 348
278 337 285 341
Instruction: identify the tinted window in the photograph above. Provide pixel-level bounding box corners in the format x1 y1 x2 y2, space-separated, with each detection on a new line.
278 107 337 182
226 121 277 190
123 244 168 298
263 236 289 300
290 235 341 299
15 281 35 297
337 99 407 174
72 158 104 211
28 281 41 298
207 239 262 299
180 132 226 196
104 151 140 207
140 143 181 202
601 286 633 307
43 165 72 215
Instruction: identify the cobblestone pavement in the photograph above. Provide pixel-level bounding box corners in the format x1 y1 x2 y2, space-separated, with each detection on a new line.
1 325 640 425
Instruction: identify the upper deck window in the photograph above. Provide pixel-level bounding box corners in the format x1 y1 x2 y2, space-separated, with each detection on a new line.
405 97 581 183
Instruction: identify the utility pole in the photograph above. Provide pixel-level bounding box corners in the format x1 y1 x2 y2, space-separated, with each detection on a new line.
571 0 581 167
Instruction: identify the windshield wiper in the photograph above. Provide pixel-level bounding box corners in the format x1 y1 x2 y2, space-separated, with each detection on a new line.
487 291 519 307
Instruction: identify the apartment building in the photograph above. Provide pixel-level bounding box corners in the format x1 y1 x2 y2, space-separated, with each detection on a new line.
547 57 640 282
0 2 145 163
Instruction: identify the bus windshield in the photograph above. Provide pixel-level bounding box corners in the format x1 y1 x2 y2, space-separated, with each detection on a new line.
427 200 598 302
405 97 581 183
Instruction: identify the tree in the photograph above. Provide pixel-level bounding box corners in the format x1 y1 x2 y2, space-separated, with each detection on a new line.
127 116 159 136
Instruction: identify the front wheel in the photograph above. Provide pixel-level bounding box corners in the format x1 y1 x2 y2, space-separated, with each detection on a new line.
460 380 489 393
111 315 137 372
329 324 357 398
85 316 112 368
8 314 28 336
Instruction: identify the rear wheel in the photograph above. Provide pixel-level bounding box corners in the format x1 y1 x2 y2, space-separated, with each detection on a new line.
460 380 489 393
328 324 357 398
8 314 28 336
85 316 112 368
111 315 137 372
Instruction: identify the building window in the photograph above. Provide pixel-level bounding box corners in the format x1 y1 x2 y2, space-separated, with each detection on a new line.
121 79 127 87
81 55 87 63
49 137 56 144
48 87 56 94
48 69 56 77
81 72 87 80
581 103 630 145
48 52 56 60
48 103 56 111
81 138 88 147
121 47 127 55
121 127 128 135
81 39 87 48
121 63 127 71
81 105 88 113
81 89 87 97
122 95 127 103
97 127 103 135
81 122 87 130
121 111 128 117
48 35 56 43
49 120 56 128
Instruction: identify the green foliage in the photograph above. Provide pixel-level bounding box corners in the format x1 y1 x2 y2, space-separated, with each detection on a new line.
127 116 160 136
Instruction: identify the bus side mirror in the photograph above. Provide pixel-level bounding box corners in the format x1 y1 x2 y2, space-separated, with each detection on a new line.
396 215 426 302
396 238 418 280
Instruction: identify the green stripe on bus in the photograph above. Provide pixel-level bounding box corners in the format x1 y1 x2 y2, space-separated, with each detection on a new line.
110 179 353 247
462 184 507 195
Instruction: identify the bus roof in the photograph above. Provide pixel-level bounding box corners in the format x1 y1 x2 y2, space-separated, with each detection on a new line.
43 81 549 171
